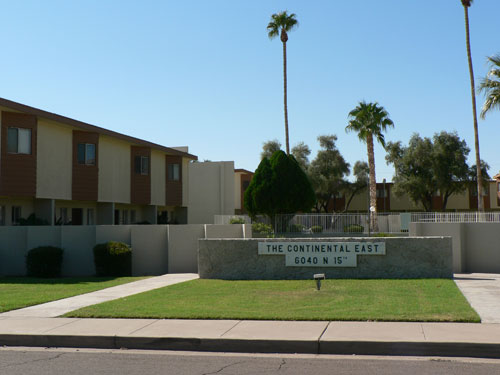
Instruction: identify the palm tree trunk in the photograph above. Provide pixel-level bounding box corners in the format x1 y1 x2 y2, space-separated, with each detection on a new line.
366 134 378 232
464 5 484 212
282 41 290 155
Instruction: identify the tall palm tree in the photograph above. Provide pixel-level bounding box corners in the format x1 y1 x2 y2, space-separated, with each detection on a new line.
461 0 484 211
267 11 298 155
346 102 394 231
479 54 500 119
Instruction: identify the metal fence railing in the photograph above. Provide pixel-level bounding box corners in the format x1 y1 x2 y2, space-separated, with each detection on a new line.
215 211 500 236
273 213 402 235
410 211 500 223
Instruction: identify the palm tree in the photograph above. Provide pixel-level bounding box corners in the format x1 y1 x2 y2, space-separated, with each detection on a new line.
461 0 484 211
346 102 394 232
479 54 500 119
267 11 298 155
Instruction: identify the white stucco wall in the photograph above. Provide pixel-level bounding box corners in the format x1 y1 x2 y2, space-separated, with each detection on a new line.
36 119 72 200
98 136 131 203
187 161 235 224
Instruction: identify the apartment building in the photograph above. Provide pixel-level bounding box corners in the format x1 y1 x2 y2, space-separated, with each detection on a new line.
336 181 500 212
0 98 197 226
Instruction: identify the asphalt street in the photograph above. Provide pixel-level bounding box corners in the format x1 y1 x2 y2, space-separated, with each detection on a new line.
1 347 500 375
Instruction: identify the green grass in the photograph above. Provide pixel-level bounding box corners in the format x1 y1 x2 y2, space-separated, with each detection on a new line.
0 277 147 313
65 279 480 322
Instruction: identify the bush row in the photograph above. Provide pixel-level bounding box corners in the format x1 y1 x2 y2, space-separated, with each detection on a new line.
25 242 132 278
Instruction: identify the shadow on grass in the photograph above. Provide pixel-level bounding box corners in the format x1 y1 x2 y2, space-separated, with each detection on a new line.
0 277 121 285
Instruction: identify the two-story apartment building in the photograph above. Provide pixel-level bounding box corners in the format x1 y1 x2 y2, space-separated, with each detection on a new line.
0 98 197 226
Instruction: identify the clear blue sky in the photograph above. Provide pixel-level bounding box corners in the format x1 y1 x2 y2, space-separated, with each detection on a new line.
1 0 499 181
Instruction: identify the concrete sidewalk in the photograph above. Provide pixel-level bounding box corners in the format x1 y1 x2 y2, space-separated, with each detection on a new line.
454 273 500 324
0 318 499 358
0 273 199 318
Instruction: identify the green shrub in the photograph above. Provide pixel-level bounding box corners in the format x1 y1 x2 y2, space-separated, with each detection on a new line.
26 246 64 277
344 224 364 233
93 241 132 277
287 223 305 233
372 232 395 237
252 222 273 235
311 225 323 233
229 217 246 224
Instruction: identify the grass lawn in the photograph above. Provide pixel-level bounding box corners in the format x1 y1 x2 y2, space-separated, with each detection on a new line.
0 277 147 313
65 279 480 322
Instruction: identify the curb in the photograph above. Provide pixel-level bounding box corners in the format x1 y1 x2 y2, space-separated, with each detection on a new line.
2 334 500 358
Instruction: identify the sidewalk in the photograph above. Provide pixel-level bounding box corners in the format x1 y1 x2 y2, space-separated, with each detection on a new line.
0 273 499 358
0 318 499 358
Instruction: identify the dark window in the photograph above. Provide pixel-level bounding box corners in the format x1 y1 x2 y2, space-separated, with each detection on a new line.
243 181 250 190
71 208 83 225
7 127 31 154
77 143 96 165
11 206 21 225
168 163 180 181
134 156 149 175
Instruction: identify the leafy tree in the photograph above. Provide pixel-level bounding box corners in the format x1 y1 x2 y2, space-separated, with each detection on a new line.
460 0 484 211
479 54 500 119
386 132 475 211
343 161 369 212
309 135 350 212
267 11 298 155
244 150 315 223
386 135 436 211
261 139 282 160
432 131 470 210
346 102 394 229
291 141 311 172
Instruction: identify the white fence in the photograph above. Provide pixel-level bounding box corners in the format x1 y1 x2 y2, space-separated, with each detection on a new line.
215 211 500 235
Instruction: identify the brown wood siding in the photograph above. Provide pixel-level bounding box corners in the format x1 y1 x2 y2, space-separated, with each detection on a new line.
0 111 37 197
130 146 151 205
166 155 182 206
72 131 99 201
376 183 391 212
469 184 490 210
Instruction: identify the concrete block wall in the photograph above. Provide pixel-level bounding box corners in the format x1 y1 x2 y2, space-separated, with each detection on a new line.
0 224 248 277
410 222 500 273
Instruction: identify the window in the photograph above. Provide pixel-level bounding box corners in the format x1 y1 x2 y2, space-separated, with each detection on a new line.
242 181 250 191
377 189 388 198
77 143 96 165
130 210 136 224
7 127 31 154
12 206 21 225
0 206 5 225
168 163 180 181
122 210 129 224
134 156 149 175
59 208 68 224
87 208 95 225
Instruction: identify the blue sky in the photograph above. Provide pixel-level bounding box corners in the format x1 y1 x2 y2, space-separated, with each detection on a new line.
1 0 499 181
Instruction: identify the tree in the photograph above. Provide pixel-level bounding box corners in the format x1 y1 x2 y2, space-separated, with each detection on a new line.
244 150 315 224
309 135 350 212
479 54 500 119
386 135 437 212
291 141 311 172
261 139 282 160
432 131 470 210
267 11 298 155
460 0 484 211
467 160 490 208
386 132 473 211
343 161 369 212
346 101 394 229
